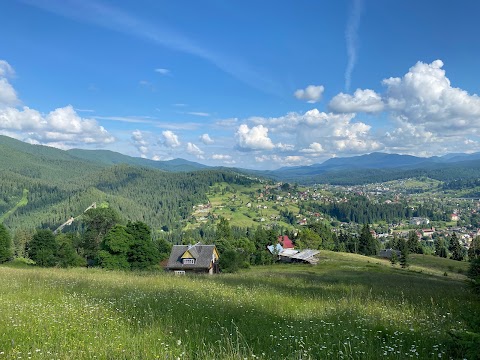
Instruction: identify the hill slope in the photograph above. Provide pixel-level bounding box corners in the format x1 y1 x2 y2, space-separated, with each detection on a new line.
0 135 248 232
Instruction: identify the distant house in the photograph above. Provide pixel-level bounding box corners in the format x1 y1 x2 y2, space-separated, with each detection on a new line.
267 244 319 265
410 217 430 226
379 249 401 259
278 235 294 249
451 213 459 221
422 227 435 238
166 243 219 275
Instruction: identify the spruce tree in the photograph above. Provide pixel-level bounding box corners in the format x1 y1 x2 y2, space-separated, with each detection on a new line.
358 224 379 256
468 236 480 260
449 233 464 261
400 239 409 268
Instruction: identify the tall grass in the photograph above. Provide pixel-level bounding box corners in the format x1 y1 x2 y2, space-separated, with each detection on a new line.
0 251 478 359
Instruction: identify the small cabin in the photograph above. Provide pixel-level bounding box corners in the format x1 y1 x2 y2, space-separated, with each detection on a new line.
166 244 219 275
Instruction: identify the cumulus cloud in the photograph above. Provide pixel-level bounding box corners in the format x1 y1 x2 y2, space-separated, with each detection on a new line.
235 124 275 150
0 60 15 77
0 60 19 106
294 85 324 103
0 105 114 145
131 130 149 158
300 142 325 155
0 60 134 150
382 59 480 134
161 130 181 148
248 109 380 155
186 142 204 159
200 133 214 145
329 88 384 113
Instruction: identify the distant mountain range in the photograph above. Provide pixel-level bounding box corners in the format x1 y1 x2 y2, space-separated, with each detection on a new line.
2 134 480 186
255 152 480 184
0 135 208 174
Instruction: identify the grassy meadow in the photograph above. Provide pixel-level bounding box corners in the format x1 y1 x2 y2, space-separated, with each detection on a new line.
0 252 478 359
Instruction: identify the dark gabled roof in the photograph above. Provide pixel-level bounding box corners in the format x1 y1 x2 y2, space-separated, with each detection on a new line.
166 244 217 270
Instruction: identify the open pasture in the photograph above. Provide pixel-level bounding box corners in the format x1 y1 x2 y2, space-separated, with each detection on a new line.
0 252 478 359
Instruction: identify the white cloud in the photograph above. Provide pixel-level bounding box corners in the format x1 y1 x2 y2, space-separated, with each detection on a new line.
300 142 324 155
186 142 204 159
329 88 384 113
248 109 380 155
0 105 114 145
0 60 113 148
154 68 170 75
200 133 214 145
131 130 149 158
277 142 295 151
187 111 210 117
212 154 235 164
212 154 231 160
382 59 480 134
0 60 15 77
0 60 18 106
345 0 363 91
284 155 305 164
294 85 324 103
216 118 238 127
235 124 275 150
254 154 310 166
161 130 181 148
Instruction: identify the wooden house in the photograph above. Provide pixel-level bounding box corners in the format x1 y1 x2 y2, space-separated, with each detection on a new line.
166 244 219 275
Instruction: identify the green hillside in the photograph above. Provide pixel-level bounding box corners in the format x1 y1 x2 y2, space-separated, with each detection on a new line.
0 135 251 232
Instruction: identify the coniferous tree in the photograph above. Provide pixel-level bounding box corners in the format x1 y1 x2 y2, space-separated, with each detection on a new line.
407 231 421 254
468 236 480 260
449 233 464 261
215 217 233 254
435 238 448 258
390 251 398 265
399 238 409 268
358 224 379 256
0 224 13 263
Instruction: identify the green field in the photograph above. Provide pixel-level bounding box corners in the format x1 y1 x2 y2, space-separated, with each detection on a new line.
1 252 478 359
188 182 301 230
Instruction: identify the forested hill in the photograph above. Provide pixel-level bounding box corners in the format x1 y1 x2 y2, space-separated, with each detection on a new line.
0 135 254 232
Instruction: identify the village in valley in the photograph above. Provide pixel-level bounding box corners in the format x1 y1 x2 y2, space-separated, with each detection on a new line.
189 177 479 255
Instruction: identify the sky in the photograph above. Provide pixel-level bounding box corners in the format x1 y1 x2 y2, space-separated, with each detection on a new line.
1 0 480 170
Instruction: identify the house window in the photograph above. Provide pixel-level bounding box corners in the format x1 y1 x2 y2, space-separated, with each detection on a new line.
183 258 195 265
174 270 185 275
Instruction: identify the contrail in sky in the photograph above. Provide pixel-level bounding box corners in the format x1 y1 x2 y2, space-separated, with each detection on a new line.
345 0 363 92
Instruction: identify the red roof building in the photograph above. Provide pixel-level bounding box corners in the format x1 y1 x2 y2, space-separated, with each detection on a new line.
278 235 294 249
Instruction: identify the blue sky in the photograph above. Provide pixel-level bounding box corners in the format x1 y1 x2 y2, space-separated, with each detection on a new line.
1 0 480 169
